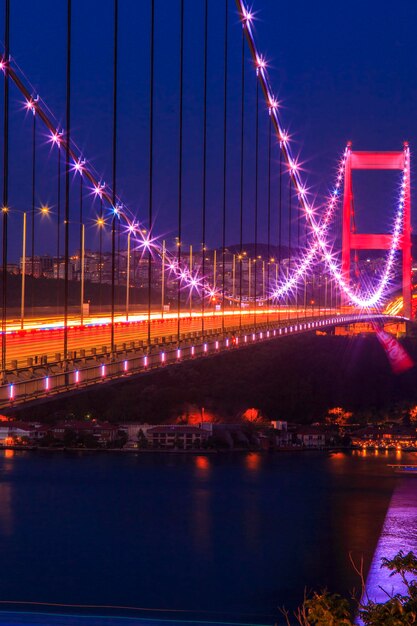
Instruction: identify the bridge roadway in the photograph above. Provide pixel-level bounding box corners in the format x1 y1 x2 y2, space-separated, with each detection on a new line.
0 310 406 410
5 306 330 371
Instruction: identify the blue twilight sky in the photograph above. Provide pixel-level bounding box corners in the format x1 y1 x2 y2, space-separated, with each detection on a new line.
1 0 417 260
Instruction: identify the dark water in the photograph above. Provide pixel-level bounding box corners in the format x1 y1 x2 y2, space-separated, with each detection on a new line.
0 449 414 625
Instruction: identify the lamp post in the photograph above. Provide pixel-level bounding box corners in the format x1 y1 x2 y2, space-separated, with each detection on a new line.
126 226 132 321
161 239 165 319
20 212 27 329
189 244 192 315
80 223 85 325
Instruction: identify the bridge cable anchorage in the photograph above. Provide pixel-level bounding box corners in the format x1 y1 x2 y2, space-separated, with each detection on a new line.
236 0 408 311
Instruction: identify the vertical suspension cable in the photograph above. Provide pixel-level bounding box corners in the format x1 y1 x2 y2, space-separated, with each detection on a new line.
201 0 208 338
148 0 155 347
1 0 10 375
221 0 228 336
111 0 118 353
253 75 259 329
239 26 245 331
296 187 300 319
30 111 36 311
56 145 61 308
79 172 83 318
99 195 103 311
63 0 72 360
177 0 184 344
287 172 292 320
267 112 271 326
278 146 282 323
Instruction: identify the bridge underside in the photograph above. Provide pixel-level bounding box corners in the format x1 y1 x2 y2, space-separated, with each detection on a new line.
1 312 406 411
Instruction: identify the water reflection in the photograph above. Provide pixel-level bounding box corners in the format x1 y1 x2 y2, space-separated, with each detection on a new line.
245 452 261 473
0 451 14 537
0 483 12 536
194 455 210 475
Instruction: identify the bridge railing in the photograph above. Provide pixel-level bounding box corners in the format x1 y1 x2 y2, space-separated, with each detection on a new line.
0 313 402 410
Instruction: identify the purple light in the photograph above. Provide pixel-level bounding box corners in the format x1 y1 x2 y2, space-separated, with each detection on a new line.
50 131 61 145
45 377 50 391
123 361 128 372
9 384 14 400
204 343 208 353
177 348 181 360
144 355 148 368
101 364 105 377
161 352 165 363
191 346 195 356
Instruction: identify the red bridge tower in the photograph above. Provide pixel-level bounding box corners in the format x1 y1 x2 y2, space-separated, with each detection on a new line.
342 142 412 318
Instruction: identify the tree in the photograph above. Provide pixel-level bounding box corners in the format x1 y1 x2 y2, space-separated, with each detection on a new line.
282 551 417 625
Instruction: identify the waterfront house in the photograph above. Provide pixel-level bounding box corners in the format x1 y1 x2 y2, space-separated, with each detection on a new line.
146 425 209 450
296 427 326 449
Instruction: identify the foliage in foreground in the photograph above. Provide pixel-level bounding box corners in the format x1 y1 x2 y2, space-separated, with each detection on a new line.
281 550 417 625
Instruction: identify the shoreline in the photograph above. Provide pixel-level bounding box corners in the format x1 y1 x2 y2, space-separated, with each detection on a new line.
0 444 369 455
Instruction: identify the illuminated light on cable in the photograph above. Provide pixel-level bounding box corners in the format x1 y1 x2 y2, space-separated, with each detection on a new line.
45 377 50 391
242 6 254 23
101 364 105 377
144 355 148 368
96 216 105 228
215 341 219 350
25 98 36 114
269 97 278 110
177 348 181 360
40 204 50 216
9 384 14 400
50 131 61 145
161 352 165 363
93 183 104 198
73 159 84 174
191 346 195 356
123 361 128 372
203 343 208 353
0 59 5 72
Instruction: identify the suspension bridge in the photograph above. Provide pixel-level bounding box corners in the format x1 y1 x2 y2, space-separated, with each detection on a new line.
0 0 411 409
